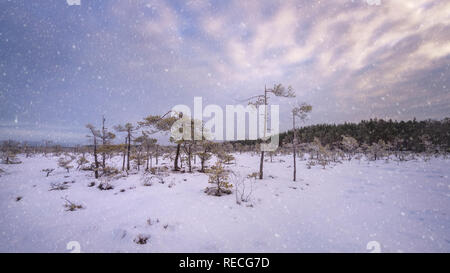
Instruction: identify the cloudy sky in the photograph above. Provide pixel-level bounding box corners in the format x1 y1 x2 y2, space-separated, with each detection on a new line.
0 0 449 144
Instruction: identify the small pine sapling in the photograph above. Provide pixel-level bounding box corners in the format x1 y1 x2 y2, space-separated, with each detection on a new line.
76 155 89 170
217 152 235 165
58 156 75 173
204 161 233 196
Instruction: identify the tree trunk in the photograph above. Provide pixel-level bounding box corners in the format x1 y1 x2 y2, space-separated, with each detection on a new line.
93 136 99 179
174 143 181 171
259 87 267 180
293 113 297 182
102 116 106 171
127 132 131 170
259 151 264 179
122 138 126 171
101 153 105 169
200 158 205 172
188 146 192 173
137 155 140 171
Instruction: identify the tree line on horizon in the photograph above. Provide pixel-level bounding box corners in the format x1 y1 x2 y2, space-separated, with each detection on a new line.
231 117 450 153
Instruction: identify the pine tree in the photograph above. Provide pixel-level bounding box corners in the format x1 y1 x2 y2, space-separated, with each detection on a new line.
205 161 233 196
197 141 215 172
139 111 179 170
247 84 295 179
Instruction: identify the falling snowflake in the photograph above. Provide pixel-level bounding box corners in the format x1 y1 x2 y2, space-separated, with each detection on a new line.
66 0 81 6
366 0 381 6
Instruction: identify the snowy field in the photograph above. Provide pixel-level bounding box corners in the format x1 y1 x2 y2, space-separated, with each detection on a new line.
0 154 449 253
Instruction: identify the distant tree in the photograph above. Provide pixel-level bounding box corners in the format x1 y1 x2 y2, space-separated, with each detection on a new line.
234 143 244 154
1 140 21 164
307 137 331 169
86 124 100 179
99 116 116 172
341 135 359 160
114 123 138 171
53 145 63 156
154 144 161 165
291 103 312 181
177 116 204 173
134 132 157 171
367 140 387 161
131 143 145 171
197 141 216 172
22 141 32 158
419 134 434 161
139 111 178 170
79 145 89 158
43 140 53 157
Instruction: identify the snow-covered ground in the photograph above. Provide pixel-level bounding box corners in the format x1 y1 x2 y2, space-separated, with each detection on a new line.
0 153 449 253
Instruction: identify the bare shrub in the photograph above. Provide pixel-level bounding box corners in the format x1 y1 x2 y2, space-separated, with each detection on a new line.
134 234 150 245
216 152 235 165
142 176 153 187
76 155 89 170
98 181 114 190
231 171 254 205
142 175 164 186
42 168 55 177
58 156 75 173
147 218 159 226
148 166 169 176
62 196 84 211
49 182 70 191
247 172 259 179
101 166 120 177
307 138 332 169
